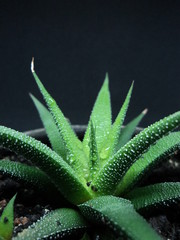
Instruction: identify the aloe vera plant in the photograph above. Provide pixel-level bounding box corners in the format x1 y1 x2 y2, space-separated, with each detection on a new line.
0 59 180 239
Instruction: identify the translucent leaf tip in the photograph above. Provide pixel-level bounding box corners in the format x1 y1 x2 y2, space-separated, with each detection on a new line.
142 108 148 115
31 57 35 73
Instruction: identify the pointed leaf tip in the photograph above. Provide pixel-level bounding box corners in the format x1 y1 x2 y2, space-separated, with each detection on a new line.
142 108 148 115
0 194 16 240
103 73 109 87
83 73 111 155
31 57 35 73
100 81 134 158
131 80 134 88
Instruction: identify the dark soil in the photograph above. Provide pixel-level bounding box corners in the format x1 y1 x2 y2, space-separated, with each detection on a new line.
0 143 180 239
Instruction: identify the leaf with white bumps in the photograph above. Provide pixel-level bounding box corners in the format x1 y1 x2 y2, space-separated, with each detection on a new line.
79 196 161 240
88 121 99 181
13 208 87 240
116 132 180 195
0 159 59 195
83 75 112 155
30 94 66 159
1 61 180 240
100 82 134 160
0 126 92 204
32 62 88 179
126 182 180 212
92 111 180 195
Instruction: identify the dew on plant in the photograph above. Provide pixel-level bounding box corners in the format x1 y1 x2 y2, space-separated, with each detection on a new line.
1 65 180 239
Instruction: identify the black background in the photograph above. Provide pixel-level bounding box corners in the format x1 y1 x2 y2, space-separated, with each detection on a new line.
0 0 180 131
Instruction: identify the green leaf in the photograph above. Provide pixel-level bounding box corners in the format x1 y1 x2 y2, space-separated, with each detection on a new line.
0 195 16 240
92 111 180 195
126 182 180 212
89 121 99 181
13 208 87 240
116 132 180 195
83 74 112 155
30 94 66 159
31 64 88 179
0 126 93 204
117 109 147 149
0 159 59 195
79 196 161 240
100 82 134 160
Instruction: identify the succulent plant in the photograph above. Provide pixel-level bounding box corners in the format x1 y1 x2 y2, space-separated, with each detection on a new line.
0 59 180 239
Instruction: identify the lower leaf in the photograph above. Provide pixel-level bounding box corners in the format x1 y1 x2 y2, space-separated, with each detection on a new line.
13 208 87 240
0 159 59 195
0 126 93 204
115 132 180 195
0 195 16 240
78 195 161 240
126 182 180 212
